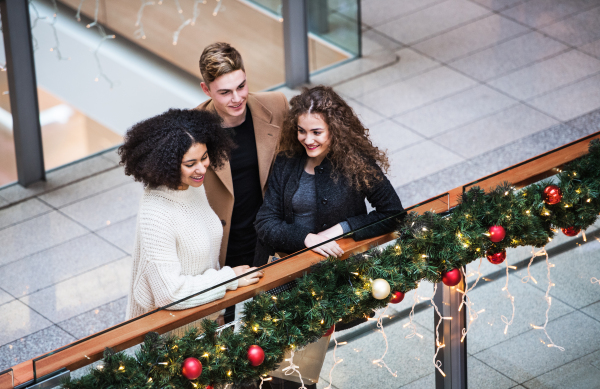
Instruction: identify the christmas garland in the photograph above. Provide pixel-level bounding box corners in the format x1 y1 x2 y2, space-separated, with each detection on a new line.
63 140 600 389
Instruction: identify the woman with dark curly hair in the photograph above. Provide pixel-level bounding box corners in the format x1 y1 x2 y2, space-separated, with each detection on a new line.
254 85 403 263
121 108 263 335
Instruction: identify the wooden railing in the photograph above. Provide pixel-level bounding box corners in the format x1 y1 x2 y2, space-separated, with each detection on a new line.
4 131 599 388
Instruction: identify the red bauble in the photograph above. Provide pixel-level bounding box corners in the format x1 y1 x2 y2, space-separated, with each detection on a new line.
247 345 265 366
489 225 506 243
323 325 335 337
486 249 506 265
442 269 462 286
561 226 581 237
389 291 405 304
206 386 214 389
181 357 202 380
542 185 562 205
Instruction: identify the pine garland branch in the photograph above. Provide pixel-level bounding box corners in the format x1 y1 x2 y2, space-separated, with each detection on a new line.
62 140 600 389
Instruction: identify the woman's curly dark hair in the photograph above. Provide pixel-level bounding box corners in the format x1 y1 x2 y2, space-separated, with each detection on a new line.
278 85 390 190
118 108 234 189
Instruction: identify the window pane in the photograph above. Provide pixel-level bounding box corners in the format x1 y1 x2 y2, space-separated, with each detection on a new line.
0 27 16 187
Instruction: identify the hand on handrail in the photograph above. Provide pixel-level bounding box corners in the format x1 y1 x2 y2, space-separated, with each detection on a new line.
233 265 264 287
305 230 344 258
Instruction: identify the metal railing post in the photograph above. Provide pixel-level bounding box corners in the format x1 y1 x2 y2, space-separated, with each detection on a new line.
434 273 468 389
282 0 309 88
0 0 45 187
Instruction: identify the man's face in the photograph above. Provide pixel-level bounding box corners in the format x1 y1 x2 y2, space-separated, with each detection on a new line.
201 70 248 123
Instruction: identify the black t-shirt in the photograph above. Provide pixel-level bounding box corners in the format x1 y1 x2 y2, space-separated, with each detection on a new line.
226 108 263 261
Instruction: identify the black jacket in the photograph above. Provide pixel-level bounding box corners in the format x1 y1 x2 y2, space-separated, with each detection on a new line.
253 154 404 266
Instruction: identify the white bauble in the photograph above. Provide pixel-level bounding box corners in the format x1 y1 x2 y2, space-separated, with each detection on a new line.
371 278 391 300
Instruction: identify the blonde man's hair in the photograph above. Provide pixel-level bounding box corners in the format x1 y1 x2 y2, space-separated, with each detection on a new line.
199 42 245 86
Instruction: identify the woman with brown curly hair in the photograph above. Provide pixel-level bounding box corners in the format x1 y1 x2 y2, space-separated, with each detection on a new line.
253 87 403 388
254 85 403 264
120 108 262 335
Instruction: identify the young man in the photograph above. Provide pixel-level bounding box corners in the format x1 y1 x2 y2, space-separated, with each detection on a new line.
196 43 288 321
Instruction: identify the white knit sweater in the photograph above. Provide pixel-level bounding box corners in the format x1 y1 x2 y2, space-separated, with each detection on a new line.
126 184 238 335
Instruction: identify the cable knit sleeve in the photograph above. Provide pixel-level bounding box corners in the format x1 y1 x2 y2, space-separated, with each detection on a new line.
133 198 238 311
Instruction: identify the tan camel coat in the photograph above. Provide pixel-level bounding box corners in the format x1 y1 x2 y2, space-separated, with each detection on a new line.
196 91 289 266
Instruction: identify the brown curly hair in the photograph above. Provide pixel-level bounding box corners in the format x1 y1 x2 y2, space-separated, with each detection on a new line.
278 85 389 190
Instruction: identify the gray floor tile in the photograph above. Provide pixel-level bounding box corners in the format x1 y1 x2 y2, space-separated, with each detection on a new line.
273 86 301 102
566 106 600 132
527 229 600 309
356 66 478 117
60 182 143 231
581 301 600 322
500 0 599 28
0 234 126 298
395 107 600 206
38 166 132 208
468 0 527 11
0 300 53 346
345 97 387 127
361 29 404 57
58 296 127 339
394 85 519 138
0 325 76 371
95 215 137 255
100 148 121 165
521 350 600 389
527 73 600 122
399 373 435 389
368 119 425 153
316 378 340 389
0 155 115 205
448 31 569 81
311 50 398 87
468 356 518 388
0 211 88 267
448 268 573 354
388 141 465 187
0 196 8 207
335 48 440 98
376 0 491 45
479 121 597 173
590 349 600 371
413 14 530 63
540 6 600 47
0 288 13 306
361 0 447 28
320 313 435 389
0 198 52 230
19 256 132 323
432 104 559 159
579 38 600 59
488 49 600 100
474 311 600 383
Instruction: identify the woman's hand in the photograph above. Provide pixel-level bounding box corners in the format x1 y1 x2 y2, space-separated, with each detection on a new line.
232 266 264 287
318 223 344 239
304 233 344 258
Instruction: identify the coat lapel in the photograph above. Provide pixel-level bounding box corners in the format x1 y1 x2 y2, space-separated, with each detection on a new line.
248 94 282 195
200 99 235 197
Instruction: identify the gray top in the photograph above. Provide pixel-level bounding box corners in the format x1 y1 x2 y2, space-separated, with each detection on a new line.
292 170 350 234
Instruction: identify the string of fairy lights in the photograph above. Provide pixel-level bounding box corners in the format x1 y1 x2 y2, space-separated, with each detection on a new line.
0 0 228 89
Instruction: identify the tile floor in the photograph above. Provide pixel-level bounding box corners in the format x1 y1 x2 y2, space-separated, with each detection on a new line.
2 0 600 388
